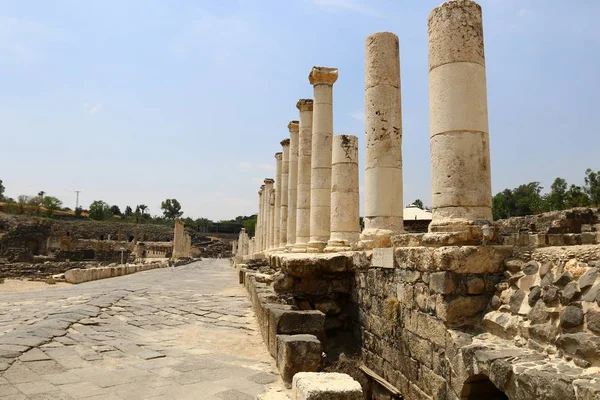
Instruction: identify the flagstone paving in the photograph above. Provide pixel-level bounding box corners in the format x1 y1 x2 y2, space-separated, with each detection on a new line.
0 259 286 399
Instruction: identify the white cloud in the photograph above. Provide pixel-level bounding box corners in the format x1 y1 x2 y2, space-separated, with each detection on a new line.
312 0 383 18
349 111 365 123
0 17 65 62
83 103 103 115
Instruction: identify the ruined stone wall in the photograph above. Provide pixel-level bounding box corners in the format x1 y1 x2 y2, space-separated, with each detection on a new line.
355 246 509 399
496 208 599 235
486 245 600 369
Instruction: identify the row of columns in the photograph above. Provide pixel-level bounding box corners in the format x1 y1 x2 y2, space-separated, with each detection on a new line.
237 0 493 258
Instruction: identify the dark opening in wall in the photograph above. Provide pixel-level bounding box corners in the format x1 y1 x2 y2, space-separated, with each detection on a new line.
100 234 105 241
128 235 134 242
461 375 507 400
83 249 95 260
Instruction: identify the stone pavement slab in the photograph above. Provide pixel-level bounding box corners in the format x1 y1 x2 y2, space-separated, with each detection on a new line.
0 260 288 399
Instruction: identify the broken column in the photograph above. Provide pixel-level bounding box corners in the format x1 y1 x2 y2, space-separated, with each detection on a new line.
279 139 290 250
274 152 283 251
359 32 404 249
286 121 300 251
325 134 359 252
264 178 275 251
427 0 493 241
172 219 185 258
307 67 338 253
292 100 313 253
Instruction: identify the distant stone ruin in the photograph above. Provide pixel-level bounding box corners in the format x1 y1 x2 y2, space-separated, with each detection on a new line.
233 1 600 398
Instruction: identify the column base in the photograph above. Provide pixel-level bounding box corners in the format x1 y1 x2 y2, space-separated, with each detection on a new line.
306 240 326 253
359 228 404 249
291 243 308 253
324 240 351 253
424 219 497 246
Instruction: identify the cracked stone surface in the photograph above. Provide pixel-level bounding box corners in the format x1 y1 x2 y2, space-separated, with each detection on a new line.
0 259 285 399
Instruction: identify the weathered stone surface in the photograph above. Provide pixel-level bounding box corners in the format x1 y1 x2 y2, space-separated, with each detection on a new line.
429 271 457 294
277 334 322 388
556 332 600 361
582 283 600 303
528 286 542 306
559 305 584 329
292 372 362 400
561 282 581 304
553 271 574 288
522 261 539 275
539 262 553 277
465 276 485 294
503 258 523 273
542 285 559 304
528 300 550 324
585 309 600 334
509 289 526 314
578 268 598 290
280 254 353 278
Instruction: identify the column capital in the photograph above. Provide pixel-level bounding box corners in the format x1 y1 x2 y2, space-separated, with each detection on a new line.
309 66 338 86
280 138 290 146
296 99 313 111
287 120 299 131
264 178 274 185
275 152 282 160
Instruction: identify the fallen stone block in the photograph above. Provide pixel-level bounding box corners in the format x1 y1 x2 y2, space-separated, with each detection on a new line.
268 309 325 358
277 334 322 387
292 372 362 400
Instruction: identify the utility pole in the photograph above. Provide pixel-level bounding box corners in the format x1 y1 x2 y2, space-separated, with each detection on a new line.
75 191 81 209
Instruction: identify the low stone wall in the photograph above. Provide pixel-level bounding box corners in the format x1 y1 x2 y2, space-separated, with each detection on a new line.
65 261 169 284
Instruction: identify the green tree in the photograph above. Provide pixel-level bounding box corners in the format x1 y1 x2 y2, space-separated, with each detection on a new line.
124 206 133 216
74 206 83 217
492 189 515 219
0 179 5 201
584 168 600 206
161 198 183 220
565 185 590 208
42 196 63 217
38 191 45 200
110 205 122 216
89 200 111 220
412 199 424 209
242 215 257 237
547 177 568 211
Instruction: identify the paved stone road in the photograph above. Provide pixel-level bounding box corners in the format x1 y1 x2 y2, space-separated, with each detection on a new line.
0 259 284 399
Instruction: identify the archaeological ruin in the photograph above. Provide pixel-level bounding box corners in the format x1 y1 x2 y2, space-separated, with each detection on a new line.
232 1 600 399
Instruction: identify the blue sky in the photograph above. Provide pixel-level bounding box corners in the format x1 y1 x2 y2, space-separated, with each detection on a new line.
1 0 598 221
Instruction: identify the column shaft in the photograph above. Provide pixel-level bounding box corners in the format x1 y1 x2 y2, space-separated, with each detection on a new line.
279 139 290 250
263 179 274 251
427 0 492 240
360 32 404 249
292 100 314 253
307 67 338 253
274 153 282 250
325 135 359 252
285 122 300 250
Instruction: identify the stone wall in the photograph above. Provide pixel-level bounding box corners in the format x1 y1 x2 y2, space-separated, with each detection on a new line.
496 208 599 236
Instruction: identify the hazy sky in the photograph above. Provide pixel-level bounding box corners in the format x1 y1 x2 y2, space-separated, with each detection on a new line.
1 0 598 221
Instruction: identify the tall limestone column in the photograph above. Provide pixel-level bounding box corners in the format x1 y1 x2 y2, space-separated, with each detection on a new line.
325 135 360 252
279 139 290 250
427 0 492 242
292 100 314 253
269 188 276 250
263 178 275 251
273 152 283 251
285 121 300 251
257 186 264 252
359 32 404 249
307 67 338 253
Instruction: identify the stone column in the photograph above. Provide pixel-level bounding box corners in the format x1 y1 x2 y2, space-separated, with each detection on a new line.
292 100 313 253
286 121 300 251
279 139 290 250
427 0 492 242
359 32 404 249
172 219 185 258
269 188 276 250
263 178 274 251
273 153 283 251
307 67 338 253
257 186 264 252
325 135 359 252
